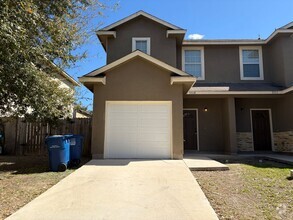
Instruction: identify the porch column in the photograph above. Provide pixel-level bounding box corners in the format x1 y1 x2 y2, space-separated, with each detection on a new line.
223 97 237 154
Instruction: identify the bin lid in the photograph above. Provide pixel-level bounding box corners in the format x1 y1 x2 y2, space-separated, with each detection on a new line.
46 135 66 140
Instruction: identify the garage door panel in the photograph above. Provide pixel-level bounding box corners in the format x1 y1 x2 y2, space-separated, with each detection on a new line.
107 115 137 124
138 141 169 152
140 119 169 126
140 111 168 116
107 135 137 144
109 104 138 111
105 102 171 159
139 104 169 111
140 148 170 158
138 133 169 142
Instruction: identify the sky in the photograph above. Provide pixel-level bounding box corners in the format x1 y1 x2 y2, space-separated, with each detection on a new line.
66 0 293 110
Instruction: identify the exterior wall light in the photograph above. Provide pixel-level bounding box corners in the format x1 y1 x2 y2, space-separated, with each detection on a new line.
204 107 208 112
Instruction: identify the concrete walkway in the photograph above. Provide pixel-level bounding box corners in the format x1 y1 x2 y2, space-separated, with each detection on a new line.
7 160 218 220
263 154 293 165
183 155 229 171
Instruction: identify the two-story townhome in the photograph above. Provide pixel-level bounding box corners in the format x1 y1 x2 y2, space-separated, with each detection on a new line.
79 11 293 159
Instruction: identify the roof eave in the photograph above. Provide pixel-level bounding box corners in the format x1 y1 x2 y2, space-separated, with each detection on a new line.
183 29 293 45
100 10 183 31
171 76 196 94
44 59 80 87
78 76 106 92
83 50 191 77
187 86 293 95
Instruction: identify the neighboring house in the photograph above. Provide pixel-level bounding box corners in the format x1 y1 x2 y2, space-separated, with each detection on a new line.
1 61 80 118
47 61 80 118
46 60 80 92
79 11 293 159
73 108 92 118
42 61 80 118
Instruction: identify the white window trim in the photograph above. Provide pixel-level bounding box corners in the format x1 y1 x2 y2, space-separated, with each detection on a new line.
132 37 151 55
182 47 205 80
239 46 264 80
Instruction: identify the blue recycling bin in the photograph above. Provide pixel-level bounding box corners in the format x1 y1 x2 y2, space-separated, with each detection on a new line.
45 135 70 172
66 135 83 166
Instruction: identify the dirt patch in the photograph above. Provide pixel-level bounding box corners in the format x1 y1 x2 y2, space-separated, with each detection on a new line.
0 155 90 220
193 158 293 220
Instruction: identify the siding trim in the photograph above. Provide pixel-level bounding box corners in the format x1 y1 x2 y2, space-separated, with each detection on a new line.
187 86 293 95
183 29 293 45
84 50 191 77
132 37 151 55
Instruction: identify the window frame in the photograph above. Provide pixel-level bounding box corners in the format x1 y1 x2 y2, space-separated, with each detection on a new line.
182 47 205 80
239 46 264 80
132 37 151 55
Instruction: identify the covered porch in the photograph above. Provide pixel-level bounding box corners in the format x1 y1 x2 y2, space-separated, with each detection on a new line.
183 92 293 155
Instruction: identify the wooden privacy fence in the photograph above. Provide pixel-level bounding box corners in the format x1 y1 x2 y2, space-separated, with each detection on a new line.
2 118 92 156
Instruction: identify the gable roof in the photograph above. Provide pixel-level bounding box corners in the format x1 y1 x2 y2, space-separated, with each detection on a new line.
42 58 80 87
100 10 183 31
51 64 80 87
84 50 191 77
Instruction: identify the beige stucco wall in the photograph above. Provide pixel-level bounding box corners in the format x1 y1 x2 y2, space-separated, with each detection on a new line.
179 45 273 83
178 34 293 86
264 34 293 87
91 57 184 159
183 98 226 152
107 16 177 67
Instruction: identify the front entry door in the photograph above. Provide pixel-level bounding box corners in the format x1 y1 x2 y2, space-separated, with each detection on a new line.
251 110 272 151
183 110 198 151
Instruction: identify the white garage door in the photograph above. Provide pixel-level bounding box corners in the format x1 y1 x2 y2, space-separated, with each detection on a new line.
105 101 172 159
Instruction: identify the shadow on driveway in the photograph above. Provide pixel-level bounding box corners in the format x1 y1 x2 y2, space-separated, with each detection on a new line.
0 155 90 174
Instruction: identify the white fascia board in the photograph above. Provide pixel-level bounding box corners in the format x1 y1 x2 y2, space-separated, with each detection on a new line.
183 40 265 45
85 50 190 77
187 86 293 95
183 30 293 46
166 30 186 38
265 29 293 42
79 77 106 85
101 11 182 31
42 57 80 86
190 87 230 91
96 31 116 38
170 76 196 85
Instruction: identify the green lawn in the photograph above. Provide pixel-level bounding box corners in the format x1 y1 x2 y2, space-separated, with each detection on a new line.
193 158 293 220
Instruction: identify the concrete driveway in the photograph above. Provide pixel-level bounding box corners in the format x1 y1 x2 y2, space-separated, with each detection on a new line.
7 160 218 220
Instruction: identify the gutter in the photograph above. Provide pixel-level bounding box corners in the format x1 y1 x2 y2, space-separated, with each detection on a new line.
188 86 293 95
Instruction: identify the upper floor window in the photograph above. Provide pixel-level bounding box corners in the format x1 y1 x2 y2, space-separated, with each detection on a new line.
182 47 205 80
132 37 150 55
239 46 264 80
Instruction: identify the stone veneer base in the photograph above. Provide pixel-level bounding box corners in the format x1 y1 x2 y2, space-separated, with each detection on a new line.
237 131 293 153
273 131 293 152
237 132 253 151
